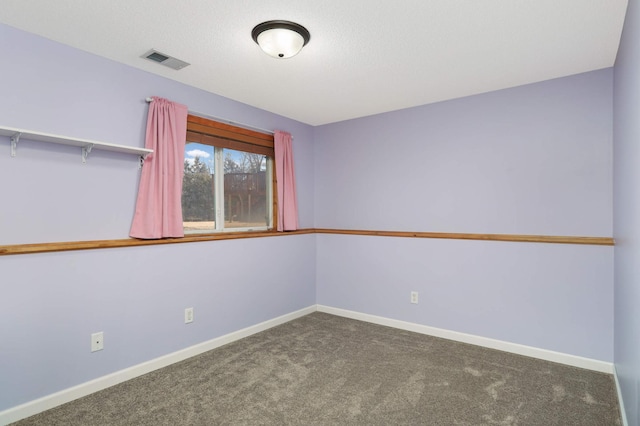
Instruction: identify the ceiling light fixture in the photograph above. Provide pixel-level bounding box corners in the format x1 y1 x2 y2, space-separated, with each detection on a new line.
251 20 310 59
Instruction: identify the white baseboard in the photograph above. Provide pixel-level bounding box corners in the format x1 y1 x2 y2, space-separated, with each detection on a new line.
316 305 614 374
0 305 316 426
1 304 617 425
614 366 629 426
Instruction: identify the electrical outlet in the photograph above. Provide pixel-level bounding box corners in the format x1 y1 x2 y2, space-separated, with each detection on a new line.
91 332 104 352
410 291 419 304
185 307 194 324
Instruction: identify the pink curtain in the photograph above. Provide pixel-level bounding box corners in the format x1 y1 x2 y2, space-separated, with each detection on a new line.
274 130 299 231
130 97 188 239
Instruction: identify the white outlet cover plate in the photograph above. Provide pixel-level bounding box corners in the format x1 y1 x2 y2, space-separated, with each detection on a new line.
91 332 104 352
185 308 194 324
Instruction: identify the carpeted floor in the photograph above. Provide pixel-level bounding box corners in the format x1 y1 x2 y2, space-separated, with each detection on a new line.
13 312 621 425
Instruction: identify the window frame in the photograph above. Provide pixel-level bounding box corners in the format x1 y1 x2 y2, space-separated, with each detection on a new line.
185 114 277 234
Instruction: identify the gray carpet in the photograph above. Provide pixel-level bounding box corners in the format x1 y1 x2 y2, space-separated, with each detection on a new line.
13 312 621 425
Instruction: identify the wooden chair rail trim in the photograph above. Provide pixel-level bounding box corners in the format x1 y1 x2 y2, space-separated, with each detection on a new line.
0 230 314 256
314 229 615 246
0 228 613 256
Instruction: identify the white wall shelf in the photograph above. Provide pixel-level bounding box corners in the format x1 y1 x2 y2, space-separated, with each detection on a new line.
0 125 153 165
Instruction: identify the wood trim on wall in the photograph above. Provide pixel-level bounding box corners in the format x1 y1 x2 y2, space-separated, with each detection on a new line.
314 228 615 246
0 230 315 256
0 228 614 256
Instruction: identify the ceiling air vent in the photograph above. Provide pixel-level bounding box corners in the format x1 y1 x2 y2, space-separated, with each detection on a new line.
141 49 190 70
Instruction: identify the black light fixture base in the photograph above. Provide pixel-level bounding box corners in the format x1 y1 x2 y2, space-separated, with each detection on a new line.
251 20 311 47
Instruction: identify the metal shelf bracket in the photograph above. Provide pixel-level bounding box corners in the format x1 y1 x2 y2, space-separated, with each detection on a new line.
10 132 21 157
138 152 151 169
82 144 94 164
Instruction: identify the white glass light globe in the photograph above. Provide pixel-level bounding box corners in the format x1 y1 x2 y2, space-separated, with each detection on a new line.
257 28 305 59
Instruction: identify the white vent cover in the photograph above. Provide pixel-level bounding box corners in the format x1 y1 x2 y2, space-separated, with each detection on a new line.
141 49 190 70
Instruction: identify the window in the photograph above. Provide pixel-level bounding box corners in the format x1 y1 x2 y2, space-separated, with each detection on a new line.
183 115 275 234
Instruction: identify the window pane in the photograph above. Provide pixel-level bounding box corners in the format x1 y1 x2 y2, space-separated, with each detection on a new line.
223 148 268 229
182 143 215 234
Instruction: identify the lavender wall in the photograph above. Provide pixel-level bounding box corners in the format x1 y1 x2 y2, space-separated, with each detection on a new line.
315 70 614 361
0 235 316 411
613 0 640 423
0 23 314 245
314 70 612 236
0 24 316 411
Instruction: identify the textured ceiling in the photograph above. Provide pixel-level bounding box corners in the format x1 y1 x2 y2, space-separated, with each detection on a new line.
0 0 628 125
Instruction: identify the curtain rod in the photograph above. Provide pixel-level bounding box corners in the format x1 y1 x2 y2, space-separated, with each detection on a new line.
145 98 275 136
